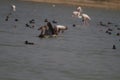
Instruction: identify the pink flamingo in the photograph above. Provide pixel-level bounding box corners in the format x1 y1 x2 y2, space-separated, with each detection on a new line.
77 6 82 12
81 13 91 25
11 4 16 12
54 25 68 35
77 13 91 25
72 11 81 18
72 6 82 18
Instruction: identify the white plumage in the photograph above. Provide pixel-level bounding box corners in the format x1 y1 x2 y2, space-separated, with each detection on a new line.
11 4 16 11
82 13 91 20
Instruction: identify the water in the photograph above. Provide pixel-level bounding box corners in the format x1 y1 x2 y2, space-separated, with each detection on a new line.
0 0 120 80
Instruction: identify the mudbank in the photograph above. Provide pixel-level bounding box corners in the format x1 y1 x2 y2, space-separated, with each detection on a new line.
20 0 120 10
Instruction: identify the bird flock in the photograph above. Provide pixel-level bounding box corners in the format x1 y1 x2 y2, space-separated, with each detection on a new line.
3 4 120 49
98 21 120 49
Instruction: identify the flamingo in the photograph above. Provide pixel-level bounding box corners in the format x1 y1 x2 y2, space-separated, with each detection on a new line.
11 4 16 12
38 24 68 37
77 6 82 12
78 13 91 25
72 11 81 18
72 6 82 18
54 25 68 35
72 6 91 25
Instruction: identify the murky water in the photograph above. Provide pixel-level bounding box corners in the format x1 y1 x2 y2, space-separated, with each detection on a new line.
0 0 120 80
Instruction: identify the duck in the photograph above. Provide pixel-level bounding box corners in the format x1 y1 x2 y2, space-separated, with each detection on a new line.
52 20 58 24
73 24 76 27
15 19 18 22
112 45 116 49
25 40 34 45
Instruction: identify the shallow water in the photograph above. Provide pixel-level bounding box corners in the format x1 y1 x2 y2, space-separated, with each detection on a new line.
0 0 120 80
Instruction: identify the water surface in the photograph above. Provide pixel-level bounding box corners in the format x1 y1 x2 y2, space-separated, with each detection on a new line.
0 0 120 80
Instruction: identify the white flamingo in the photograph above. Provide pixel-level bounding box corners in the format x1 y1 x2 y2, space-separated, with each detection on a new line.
72 11 81 18
11 4 16 12
79 13 91 25
54 25 68 35
72 6 91 25
72 6 82 18
77 6 82 12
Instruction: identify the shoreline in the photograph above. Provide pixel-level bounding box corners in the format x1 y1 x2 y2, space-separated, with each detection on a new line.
19 0 120 10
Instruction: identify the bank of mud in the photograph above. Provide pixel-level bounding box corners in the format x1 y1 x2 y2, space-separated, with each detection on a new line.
20 0 120 10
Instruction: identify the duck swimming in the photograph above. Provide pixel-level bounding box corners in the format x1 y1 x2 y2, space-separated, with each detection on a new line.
25 40 34 45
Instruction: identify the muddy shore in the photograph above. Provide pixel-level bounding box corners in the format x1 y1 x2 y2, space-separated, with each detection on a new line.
19 0 120 10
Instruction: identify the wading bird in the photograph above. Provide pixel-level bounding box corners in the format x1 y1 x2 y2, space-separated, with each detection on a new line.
11 4 16 12
77 13 91 25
